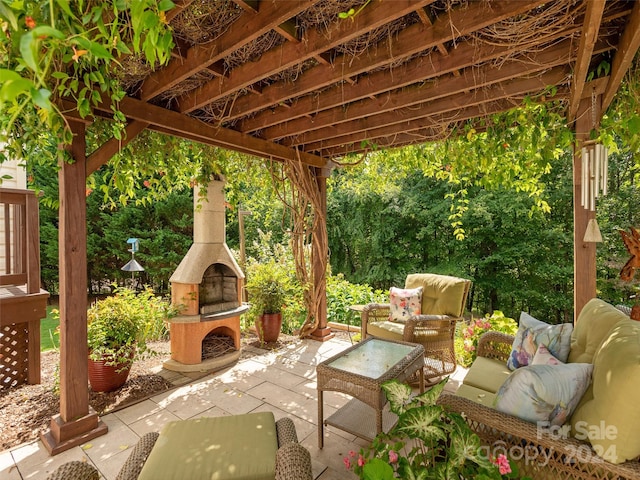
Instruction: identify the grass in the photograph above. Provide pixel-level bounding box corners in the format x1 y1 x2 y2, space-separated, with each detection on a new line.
40 306 60 351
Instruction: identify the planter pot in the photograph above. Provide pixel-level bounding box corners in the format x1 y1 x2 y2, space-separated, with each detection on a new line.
88 349 135 392
256 313 282 343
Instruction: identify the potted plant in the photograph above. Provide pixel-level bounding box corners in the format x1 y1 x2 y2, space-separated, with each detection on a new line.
344 378 529 480
245 260 289 343
87 286 175 392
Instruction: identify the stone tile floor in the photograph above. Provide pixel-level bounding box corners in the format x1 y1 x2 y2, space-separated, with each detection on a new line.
1 334 466 480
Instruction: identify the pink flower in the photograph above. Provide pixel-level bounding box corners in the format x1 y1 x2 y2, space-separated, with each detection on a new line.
493 454 511 475
343 457 351 469
389 450 398 463
358 455 365 467
349 450 357 458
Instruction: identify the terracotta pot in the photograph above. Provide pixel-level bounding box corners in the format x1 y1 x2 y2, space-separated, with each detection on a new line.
256 313 282 343
88 349 134 392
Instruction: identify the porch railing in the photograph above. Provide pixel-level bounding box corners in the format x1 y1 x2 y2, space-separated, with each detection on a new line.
0 187 47 386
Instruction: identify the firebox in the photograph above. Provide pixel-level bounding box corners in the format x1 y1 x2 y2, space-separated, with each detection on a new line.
165 178 247 372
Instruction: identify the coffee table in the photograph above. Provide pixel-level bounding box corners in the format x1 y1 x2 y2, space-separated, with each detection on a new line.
316 337 425 448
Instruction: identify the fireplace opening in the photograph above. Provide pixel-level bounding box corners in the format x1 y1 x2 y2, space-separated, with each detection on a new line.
199 263 239 315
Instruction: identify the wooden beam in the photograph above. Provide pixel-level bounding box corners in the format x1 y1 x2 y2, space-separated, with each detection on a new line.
90 95 327 168
176 0 437 113
272 38 592 144
601 0 640 112
315 83 570 157
289 65 572 150
165 0 195 22
568 0 606 122
86 121 149 176
140 0 317 101
233 0 551 131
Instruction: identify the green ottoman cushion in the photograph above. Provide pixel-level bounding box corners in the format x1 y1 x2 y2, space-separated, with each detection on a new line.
137 412 278 480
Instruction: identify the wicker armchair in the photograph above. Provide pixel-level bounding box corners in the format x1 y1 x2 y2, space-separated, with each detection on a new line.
438 331 640 480
45 417 312 480
361 273 471 382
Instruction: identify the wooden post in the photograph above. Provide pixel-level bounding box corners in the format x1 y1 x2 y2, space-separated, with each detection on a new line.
310 168 333 341
573 95 600 323
41 120 107 455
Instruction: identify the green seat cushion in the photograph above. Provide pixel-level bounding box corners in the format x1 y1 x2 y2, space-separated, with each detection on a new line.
405 274 468 317
367 320 405 341
570 318 640 464
462 356 511 393
568 298 628 364
138 412 278 480
455 383 497 407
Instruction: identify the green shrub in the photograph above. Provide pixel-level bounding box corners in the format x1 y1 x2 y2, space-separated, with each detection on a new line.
87 286 177 366
455 311 518 367
326 273 385 327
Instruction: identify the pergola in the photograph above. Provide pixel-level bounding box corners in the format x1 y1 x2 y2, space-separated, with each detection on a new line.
47 0 640 455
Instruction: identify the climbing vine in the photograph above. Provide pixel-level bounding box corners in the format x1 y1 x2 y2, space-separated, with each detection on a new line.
270 157 328 338
0 0 175 166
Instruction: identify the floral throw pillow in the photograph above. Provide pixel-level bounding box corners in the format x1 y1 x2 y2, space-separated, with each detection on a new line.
389 286 422 322
531 344 563 366
494 363 593 426
506 312 573 370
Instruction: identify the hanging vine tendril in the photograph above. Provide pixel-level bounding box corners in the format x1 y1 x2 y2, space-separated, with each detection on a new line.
270 154 328 338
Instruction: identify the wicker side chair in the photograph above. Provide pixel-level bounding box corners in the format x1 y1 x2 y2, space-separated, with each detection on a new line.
45 418 312 480
362 273 471 382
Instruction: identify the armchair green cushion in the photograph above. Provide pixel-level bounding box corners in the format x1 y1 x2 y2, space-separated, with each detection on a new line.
405 273 469 317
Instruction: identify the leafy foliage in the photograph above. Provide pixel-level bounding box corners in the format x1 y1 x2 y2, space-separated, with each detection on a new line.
344 379 526 480
456 312 518 367
0 0 174 161
326 273 385 326
86 286 178 367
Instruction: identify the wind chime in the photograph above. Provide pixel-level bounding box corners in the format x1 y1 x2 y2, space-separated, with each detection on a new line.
581 91 608 243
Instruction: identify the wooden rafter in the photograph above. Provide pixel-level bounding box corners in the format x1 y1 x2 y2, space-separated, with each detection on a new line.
272 38 600 145
567 0 606 122
139 1 318 101
165 0 195 22
176 0 437 114
601 0 640 113
233 0 549 131
301 68 571 154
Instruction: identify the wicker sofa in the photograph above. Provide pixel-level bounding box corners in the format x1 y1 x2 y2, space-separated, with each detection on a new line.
438 298 640 480
46 413 312 480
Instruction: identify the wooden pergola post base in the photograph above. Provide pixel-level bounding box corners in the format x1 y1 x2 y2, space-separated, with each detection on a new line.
41 410 107 456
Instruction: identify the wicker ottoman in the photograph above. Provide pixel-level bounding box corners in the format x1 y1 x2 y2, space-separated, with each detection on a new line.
138 412 278 480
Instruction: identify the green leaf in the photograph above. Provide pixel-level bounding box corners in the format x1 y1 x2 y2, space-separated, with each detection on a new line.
19 31 39 72
158 0 175 11
362 458 394 480
0 2 19 30
0 77 34 101
31 87 52 110
55 0 74 18
32 25 65 40
627 115 640 135
88 41 112 60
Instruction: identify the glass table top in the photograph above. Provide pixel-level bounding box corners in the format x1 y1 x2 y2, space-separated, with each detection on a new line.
326 339 416 379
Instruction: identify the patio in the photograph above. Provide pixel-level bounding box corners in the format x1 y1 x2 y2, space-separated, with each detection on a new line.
0 334 466 480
